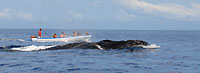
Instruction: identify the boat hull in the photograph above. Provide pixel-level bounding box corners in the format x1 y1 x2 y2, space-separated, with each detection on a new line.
31 35 91 42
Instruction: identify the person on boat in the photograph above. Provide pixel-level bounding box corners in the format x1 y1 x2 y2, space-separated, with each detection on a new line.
60 32 66 38
30 35 37 38
77 31 81 36
53 33 58 38
73 32 77 36
85 32 89 35
38 28 42 38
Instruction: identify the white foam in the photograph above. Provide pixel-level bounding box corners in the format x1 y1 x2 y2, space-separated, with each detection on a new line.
15 39 25 42
96 45 104 50
0 38 25 42
11 45 55 51
142 44 160 49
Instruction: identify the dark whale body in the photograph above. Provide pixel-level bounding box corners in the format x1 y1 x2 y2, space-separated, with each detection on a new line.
46 40 149 50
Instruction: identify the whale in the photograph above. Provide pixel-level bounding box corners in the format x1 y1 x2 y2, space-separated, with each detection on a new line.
46 40 150 50
0 40 160 52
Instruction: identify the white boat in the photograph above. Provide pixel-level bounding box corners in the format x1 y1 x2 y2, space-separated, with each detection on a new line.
31 35 91 42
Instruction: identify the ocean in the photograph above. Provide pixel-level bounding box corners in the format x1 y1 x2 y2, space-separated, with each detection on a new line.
0 29 199 73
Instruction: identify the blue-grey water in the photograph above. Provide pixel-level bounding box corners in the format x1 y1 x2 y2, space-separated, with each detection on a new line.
0 29 199 73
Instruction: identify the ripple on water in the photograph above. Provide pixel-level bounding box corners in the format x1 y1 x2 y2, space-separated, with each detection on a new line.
24 55 38 58
31 60 45 63
67 68 89 72
80 62 94 65
130 65 152 70
123 63 138 65
100 68 128 73
0 63 9 66
66 64 75 68
183 65 189 67
101 69 111 71
143 67 153 69
8 64 26 67
31 67 42 71
174 67 179 70
133 66 142 68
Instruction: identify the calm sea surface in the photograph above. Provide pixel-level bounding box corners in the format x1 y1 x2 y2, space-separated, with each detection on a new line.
0 29 199 73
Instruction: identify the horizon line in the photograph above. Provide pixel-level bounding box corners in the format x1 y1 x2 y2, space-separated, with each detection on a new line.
0 28 199 31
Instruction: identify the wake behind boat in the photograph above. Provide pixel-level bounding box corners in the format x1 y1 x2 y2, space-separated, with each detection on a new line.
31 35 91 42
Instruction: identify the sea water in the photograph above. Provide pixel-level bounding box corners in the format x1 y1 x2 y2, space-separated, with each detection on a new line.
0 29 199 73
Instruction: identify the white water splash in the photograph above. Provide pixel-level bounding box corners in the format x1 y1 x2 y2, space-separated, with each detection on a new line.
0 38 25 42
11 45 55 51
142 44 160 49
96 45 104 50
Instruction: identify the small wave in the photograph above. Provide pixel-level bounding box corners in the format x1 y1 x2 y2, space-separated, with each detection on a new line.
0 38 25 42
11 45 55 51
142 44 160 49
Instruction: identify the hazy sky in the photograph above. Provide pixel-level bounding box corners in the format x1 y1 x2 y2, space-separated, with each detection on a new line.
0 0 200 30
